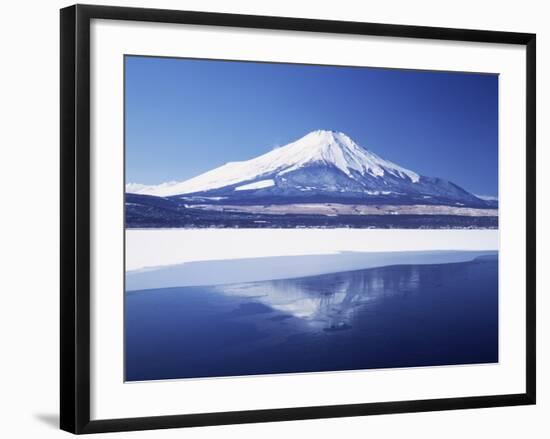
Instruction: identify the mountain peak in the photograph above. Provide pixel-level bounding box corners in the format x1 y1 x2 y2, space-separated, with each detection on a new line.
307 129 348 137
281 130 420 183
301 129 354 147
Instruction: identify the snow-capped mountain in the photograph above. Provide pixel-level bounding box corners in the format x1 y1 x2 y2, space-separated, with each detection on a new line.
127 130 489 207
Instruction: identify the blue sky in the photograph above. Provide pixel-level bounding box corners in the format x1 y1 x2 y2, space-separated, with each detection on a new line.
125 56 498 196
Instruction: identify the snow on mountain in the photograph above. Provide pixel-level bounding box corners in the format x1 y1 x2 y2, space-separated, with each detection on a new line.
126 130 489 207
125 181 179 197
128 130 419 196
235 179 276 191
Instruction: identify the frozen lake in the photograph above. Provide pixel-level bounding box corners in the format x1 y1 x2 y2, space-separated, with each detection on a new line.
125 229 499 381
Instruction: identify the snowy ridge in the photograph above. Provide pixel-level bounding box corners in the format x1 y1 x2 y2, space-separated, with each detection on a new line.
475 194 498 201
235 179 275 191
127 130 420 197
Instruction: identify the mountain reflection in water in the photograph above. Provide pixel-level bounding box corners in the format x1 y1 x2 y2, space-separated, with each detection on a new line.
214 265 421 331
125 255 498 381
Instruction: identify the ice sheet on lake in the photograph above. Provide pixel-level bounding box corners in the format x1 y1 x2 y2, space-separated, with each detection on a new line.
126 250 497 291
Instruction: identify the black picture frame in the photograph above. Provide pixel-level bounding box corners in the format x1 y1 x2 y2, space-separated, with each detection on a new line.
60 4 536 434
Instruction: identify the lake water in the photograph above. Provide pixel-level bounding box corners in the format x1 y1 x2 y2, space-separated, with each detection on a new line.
125 255 498 381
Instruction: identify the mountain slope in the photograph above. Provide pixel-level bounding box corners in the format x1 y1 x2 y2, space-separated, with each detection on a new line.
127 130 491 208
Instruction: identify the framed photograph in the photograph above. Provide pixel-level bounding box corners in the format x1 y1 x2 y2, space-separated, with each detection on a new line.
60 4 536 434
